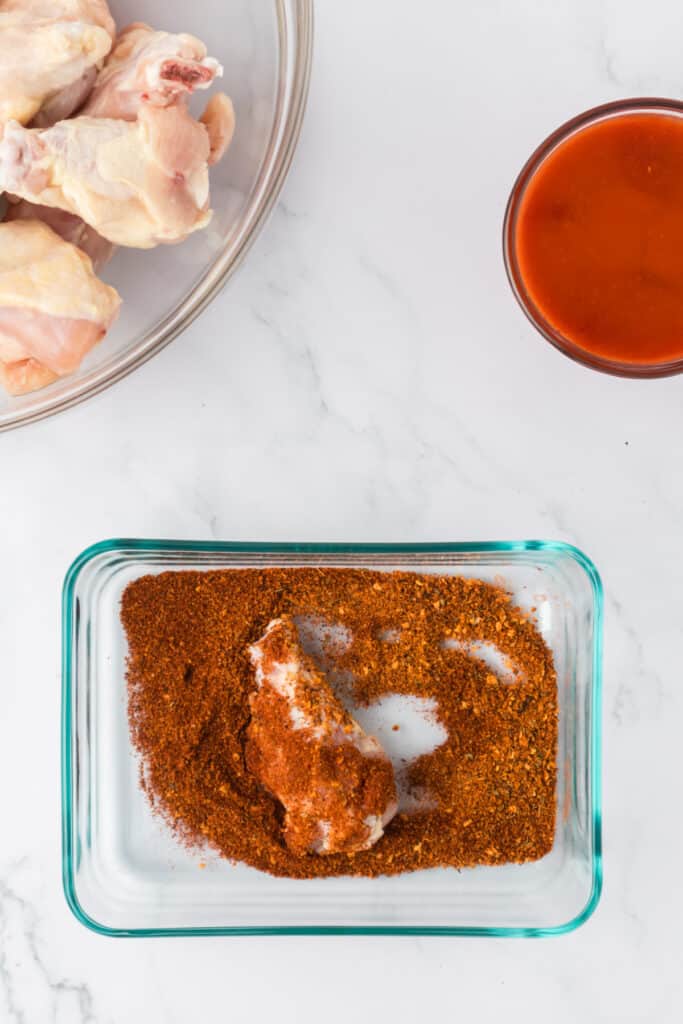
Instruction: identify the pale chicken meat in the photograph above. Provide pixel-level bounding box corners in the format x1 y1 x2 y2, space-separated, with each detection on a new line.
0 104 214 247
247 617 398 856
0 220 120 394
82 22 223 120
0 0 115 126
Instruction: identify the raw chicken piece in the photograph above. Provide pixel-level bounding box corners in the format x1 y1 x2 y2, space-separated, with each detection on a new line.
82 22 223 120
0 105 213 247
8 23 232 261
1 0 115 35
0 0 115 126
0 355 56 395
4 198 114 270
247 617 398 856
83 23 234 165
200 93 235 167
0 220 120 395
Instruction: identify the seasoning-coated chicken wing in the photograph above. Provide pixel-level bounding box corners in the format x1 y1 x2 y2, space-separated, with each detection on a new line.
247 616 398 856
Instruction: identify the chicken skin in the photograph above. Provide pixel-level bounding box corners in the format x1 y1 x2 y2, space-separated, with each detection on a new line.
247 617 398 857
0 220 120 394
0 104 213 247
0 0 115 126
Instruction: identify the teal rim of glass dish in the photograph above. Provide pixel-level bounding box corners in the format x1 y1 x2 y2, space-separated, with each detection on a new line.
61 539 604 938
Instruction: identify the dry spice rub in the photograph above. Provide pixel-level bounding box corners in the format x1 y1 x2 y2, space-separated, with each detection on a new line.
122 569 558 878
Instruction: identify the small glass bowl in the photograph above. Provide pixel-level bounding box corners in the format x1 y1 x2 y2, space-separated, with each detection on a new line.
503 98 683 379
0 0 313 432
62 539 603 937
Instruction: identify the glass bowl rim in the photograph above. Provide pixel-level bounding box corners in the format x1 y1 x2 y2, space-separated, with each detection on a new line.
61 537 603 938
1 0 314 433
503 96 683 379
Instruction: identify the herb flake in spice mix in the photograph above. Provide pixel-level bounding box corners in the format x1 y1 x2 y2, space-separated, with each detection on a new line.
121 568 558 879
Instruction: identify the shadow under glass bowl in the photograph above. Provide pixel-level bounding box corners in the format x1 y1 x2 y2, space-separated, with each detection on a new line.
503 98 683 379
0 0 313 432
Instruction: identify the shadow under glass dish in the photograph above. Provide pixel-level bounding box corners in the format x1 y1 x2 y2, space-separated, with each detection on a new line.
0 0 313 432
62 540 603 937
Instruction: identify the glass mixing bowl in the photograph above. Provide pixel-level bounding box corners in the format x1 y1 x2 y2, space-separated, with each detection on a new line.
0 0 313 432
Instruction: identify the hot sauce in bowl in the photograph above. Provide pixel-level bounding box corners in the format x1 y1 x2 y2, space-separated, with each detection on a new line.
504 99 683 377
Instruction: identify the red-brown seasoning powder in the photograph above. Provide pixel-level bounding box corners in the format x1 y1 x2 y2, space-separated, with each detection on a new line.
121 569 558 878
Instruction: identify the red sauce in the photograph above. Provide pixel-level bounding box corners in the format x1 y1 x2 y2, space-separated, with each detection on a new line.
514 111 683 367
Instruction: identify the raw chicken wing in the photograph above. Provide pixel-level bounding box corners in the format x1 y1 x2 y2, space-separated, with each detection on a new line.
83 22 222 119
0 0 115 126
82 23 234 165
7 22 231 259
247 616 398 856
0 220 120 394
0 105 213 247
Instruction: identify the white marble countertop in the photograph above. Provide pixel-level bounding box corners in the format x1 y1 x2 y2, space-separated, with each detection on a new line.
2 1 683 1021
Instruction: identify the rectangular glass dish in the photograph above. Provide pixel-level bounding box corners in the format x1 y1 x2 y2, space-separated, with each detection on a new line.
61 540 602 937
